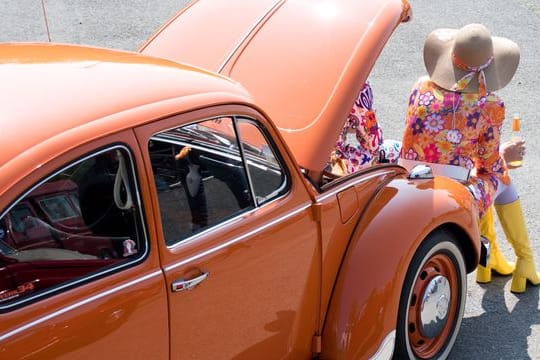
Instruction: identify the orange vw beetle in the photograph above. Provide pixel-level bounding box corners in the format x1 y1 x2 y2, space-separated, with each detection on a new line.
0 0 483 358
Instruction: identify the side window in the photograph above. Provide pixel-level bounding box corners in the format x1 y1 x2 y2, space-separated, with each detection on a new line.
236 118 287 205
149 116 287 246
0 147 144 309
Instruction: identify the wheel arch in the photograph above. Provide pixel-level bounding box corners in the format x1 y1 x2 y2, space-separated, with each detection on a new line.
437 222 478 274
320 176 480 359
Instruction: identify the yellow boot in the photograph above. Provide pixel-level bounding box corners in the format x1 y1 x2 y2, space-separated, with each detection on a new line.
476 206 515 283
496 199 540 293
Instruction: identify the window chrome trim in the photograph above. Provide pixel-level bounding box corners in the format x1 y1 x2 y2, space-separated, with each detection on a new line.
164 203 311 272
0 144 149 311
0 270 162 342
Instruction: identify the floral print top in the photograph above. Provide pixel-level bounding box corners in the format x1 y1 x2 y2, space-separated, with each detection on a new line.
335 82 383 173
400 76 510 216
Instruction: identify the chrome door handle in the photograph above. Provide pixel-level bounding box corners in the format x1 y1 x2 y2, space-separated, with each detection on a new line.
171 271 209 292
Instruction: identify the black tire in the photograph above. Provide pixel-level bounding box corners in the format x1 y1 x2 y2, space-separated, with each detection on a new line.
393 230 467 359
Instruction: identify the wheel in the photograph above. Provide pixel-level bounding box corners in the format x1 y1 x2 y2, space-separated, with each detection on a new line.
394 230 467 359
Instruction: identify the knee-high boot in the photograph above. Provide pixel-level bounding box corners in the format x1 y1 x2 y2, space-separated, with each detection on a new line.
495 199 540 293
476 206 515 283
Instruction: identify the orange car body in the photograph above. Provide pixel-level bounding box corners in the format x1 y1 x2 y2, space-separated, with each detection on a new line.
0 0 480 359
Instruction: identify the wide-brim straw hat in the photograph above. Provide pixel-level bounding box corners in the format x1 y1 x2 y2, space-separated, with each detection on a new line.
424 23 520 93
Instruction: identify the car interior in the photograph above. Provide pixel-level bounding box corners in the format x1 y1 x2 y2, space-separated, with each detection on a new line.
0 148 143 307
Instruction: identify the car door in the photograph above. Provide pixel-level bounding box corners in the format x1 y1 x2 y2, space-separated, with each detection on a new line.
136 106 321 359
0 131 169 359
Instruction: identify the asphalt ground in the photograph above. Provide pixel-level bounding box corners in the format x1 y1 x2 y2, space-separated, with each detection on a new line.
2 0 540 359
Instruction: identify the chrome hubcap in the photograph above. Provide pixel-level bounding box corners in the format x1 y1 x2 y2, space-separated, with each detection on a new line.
419 275 451 338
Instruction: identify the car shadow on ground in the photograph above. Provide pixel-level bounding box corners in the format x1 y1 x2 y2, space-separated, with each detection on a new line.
450 276 540 359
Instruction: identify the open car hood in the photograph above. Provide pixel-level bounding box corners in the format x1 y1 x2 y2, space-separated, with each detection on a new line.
141 0 411 172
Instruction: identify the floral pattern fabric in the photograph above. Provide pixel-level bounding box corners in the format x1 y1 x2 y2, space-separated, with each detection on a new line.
380 139 402 164
400 76 510 216
335 82 383 173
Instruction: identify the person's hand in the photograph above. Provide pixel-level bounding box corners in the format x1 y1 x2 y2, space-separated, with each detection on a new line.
501 138 526 169
175 146 192 160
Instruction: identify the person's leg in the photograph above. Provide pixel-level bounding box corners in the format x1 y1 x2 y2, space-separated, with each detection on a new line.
495 182 540 293
476 205 515 283
392 142 516 284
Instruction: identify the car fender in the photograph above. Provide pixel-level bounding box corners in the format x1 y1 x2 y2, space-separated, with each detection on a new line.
321 174 480 359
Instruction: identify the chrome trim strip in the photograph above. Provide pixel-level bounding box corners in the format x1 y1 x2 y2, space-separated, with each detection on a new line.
317 170 395 202
369 330 396 360
0 270 163 342
167 208 253 248
164 203 311 272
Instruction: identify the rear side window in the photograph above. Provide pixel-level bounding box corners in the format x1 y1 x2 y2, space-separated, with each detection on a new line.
149 116 288 246
0 147 145 309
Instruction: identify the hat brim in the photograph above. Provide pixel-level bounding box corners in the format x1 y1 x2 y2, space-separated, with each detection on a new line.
424 28 520 93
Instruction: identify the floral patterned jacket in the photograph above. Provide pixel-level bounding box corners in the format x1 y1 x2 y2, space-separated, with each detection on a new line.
400 76 510 216
335 82 383 173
